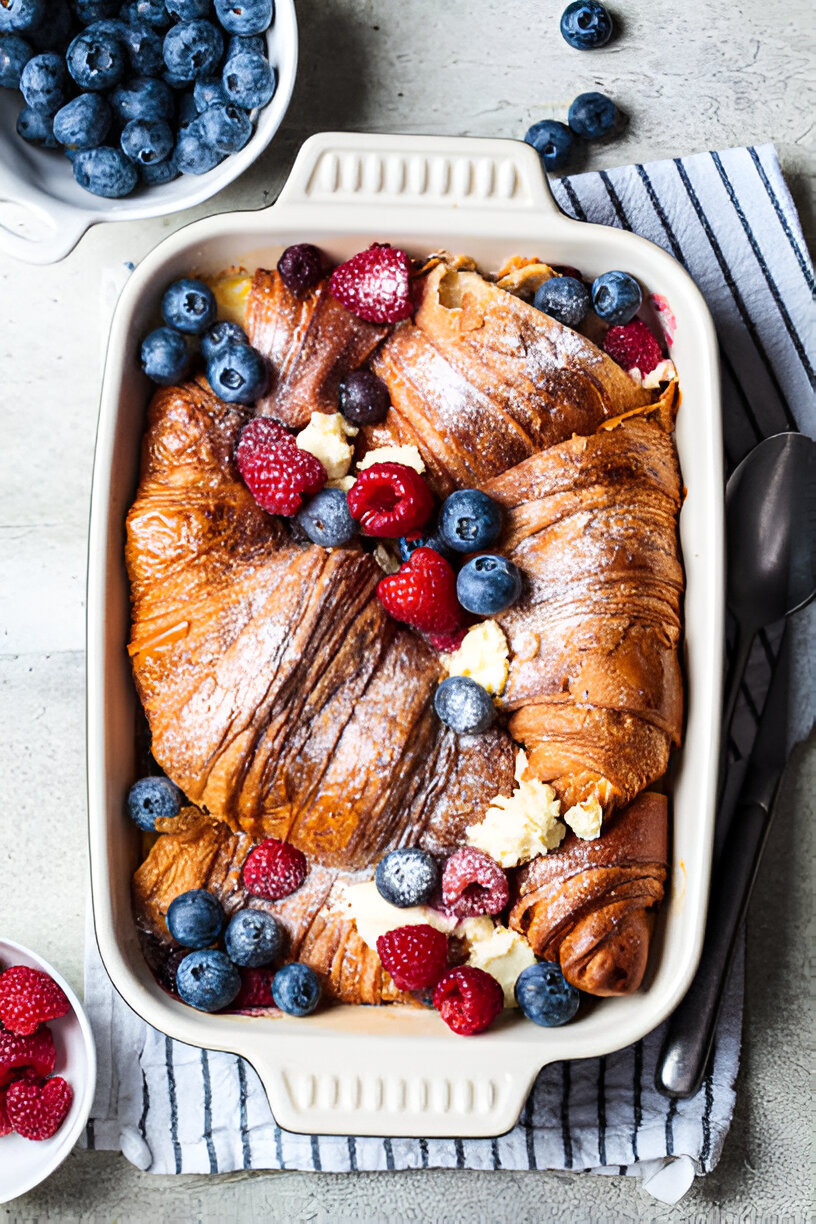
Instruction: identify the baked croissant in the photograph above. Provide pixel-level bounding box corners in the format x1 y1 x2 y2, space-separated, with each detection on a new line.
509 792 669 995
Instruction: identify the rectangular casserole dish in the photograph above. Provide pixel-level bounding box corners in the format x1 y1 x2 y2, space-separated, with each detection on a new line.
87 131 724 1138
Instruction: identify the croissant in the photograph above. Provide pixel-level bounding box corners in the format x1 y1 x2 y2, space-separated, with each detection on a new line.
509 792 669 995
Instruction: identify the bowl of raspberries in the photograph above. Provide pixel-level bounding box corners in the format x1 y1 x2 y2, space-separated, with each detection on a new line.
0 0 298 264
0 939 96 1204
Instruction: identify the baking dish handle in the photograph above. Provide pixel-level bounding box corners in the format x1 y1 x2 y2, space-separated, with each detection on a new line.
0 191 89 265
275 131 562 218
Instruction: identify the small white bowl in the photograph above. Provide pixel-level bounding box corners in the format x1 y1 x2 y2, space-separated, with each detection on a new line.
0 938 96 1205
0 3 298 265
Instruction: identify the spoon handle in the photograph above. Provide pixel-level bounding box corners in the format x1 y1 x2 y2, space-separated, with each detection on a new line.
718 626 754 792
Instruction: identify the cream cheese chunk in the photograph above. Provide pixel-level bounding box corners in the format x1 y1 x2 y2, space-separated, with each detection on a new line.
357 444 425 474
335 880 459 952
295 412 359 480
464 921 536 1006
563 796 603 840
466 749 565 867
442 620 509 697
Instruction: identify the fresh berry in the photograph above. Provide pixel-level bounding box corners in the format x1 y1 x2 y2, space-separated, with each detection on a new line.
179 86 203 127
198 101 253 154
176 949 241 1011
175 118 226 173
111 76 174 123
193 73 227 110
6 1076 73 1141
603 317 663 374
126 0 172 29
296 488 358 547
329 244 414 324
568 90 621 140
236 418 327 515
201 319 248 360
438 490 502 554
66 29 127 91
154 946 188 995
140 154 180 185
347 462 433 538
16 105 57 146
533 276 590 327
19 51 68 113
277 243 324 297
121 116 174 165
337 369 390 426
242 838 308 900
0 0 45 32
225 909 283 967
457 554 522 616
162 19 224 83
0 1086 11 1137
552 264 584 280
442 847 509 917
591 270 642 325
28 0 71 50
214 0 274 36
127 775 184 831
377 547 461 634
0 1026 55 1087
524 119 574 172
140 327 191 386
207 341 269 403
166 0 212 17
376 924 448 991
515 961 581 1026
166 889 224 949
161 277 217 335
0 34 33 89
0 966 70 1036
232 966 275 1009
271 963 322 1016
73 147 139 197
560 0 613 49
426 625 468 653
53 93 112 149
433 966 504 1035
433 675 495 735
121 22 164 76
71 0 120 20
375 848 440 908
221 47 276 109
398 531 453 564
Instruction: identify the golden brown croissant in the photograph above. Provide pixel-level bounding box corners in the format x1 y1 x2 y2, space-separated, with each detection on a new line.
509 792 669 995
484 415 684 814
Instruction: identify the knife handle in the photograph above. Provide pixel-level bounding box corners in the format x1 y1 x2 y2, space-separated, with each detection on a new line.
655 794 775 1098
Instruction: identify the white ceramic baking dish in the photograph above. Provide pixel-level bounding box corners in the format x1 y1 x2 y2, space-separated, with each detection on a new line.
87 131 724 1139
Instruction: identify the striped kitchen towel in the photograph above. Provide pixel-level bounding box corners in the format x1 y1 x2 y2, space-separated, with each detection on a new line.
83 143 815 1204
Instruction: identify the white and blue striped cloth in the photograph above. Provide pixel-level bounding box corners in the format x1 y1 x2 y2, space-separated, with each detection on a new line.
83 143 815 1202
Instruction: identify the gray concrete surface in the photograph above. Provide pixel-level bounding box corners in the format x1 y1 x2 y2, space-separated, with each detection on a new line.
1 0 814 1218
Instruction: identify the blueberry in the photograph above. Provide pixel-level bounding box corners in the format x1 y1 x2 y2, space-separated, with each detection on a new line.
166 0 212 17
111 76 174 122
226 33 265 58
121 22 164 76
397 532 452 563
515 961 581 1026
163 19 224 83
221 49 275 109
225 909 284 967
457 554 522 615
193 74 226 111
161 277 217 334
124 0 171 29
337 369 389 426
524 119 574 172
121 116 174 164
176 87 199 127
175 116 225 172
296 488 357 547
568 91 620 140
54 94 112 149
559 0 613 49
16 105 57 146
434 675 495 735
375 847 440 908
82 16 128 38
198 100 252 152
72 0 120 20
176 949 241 1011
438 489 502 554
271 963 322 1017
27 1 72 52
20 53 68 114
126 774 184 831
67 29 128 91
206 341 269 403
591 270 642 325
532 276 590 327
201 318 248 359
0 34 32 88
167 888 225 948
140 153 179 183
214 0 274 36
0 0 45 34
73 145 139 196
140 326 191 384
277 242 324 297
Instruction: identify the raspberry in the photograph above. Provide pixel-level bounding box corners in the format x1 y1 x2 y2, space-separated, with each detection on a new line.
232 968 276 1010
0 966 70 1036
242 838 308 901
377 547 462 635
329 244 414 324
603 318 663 374
552 264 584 281
347 463 434 538
6 1076 73 1141
0 1085 11 1137
236 418 327 517
433 966 504 1035
0 1025 56 1087
426 625 469 653
376 924 449 991
442 847 509 917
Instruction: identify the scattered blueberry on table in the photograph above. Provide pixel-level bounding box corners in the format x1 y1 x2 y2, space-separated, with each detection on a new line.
568 90 621 140
524 118 574 172
559 0 614 49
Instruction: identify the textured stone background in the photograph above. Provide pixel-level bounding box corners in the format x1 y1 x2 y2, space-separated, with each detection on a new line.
1 0 813 1218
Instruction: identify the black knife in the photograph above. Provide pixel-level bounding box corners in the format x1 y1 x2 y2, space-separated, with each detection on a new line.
655 622 792 1099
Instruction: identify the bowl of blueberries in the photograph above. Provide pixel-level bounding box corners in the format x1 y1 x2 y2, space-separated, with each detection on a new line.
0 0 297 264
